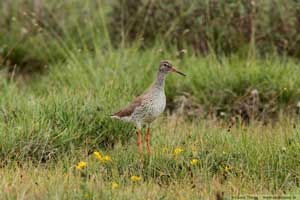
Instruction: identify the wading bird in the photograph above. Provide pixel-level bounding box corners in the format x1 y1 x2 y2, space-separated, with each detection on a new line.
111 60 186 159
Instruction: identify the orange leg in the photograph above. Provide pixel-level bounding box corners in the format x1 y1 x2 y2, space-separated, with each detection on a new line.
137 129 144 160
145 127 151 154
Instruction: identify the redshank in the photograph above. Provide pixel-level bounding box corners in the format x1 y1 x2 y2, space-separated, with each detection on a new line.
111 60 185 158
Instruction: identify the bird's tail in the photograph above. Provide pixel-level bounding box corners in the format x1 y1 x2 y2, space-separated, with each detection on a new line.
110 113 121 119
110 115 120 119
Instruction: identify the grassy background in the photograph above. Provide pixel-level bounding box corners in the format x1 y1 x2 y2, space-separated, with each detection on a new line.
1 0 300 199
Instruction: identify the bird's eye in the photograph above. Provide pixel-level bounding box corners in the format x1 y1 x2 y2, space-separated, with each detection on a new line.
164 63 170 68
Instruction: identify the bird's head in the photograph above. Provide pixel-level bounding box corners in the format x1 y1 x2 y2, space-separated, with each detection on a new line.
158 60 186 76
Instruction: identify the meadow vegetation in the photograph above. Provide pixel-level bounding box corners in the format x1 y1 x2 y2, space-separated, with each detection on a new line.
0 0 300 199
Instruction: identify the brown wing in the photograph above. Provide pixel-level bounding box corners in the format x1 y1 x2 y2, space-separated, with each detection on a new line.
111 95 143 117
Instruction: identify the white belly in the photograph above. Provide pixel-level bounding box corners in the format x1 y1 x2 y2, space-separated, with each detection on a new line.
152 93 166 117
144 90 166 123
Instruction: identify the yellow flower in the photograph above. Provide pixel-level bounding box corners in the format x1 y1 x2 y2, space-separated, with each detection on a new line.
173 147 183 155
224 165 231 172
103 155 111 162
190 159 198 165
131 175 141 182
76 161 87 170
94 151 103 161
94 151 111 162
111 182 118 189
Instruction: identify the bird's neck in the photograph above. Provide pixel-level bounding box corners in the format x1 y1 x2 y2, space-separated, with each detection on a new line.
154 71 166 89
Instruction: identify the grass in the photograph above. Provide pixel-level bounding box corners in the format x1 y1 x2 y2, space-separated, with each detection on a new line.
1 1 300 199
0 118 300 199
1 47 300 199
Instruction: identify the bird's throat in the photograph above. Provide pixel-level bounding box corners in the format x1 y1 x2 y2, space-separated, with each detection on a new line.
154 72 166 89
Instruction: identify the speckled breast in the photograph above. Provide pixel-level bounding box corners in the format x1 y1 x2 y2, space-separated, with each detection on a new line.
143 90 166 123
